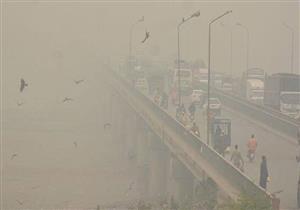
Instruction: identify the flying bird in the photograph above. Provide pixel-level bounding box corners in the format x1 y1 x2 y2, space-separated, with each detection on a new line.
11 154 18 160
73 141 77 148
74 79 84 85
103 123 111 130
141 30 150 43
125 181 135 195
17 102 24 107
20 78 28 92
16 200 24 205
62 97 73 103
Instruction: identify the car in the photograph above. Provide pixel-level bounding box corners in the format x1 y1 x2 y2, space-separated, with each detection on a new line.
135 78 149 94
203 97 222 116
190 89 204 104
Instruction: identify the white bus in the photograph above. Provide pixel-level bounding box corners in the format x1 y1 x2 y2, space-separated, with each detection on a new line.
173 68 193 94
198 68 208 84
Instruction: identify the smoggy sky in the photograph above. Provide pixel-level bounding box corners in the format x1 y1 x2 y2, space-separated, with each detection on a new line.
2 0 299 106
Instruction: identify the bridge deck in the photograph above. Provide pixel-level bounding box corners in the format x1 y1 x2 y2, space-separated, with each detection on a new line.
107 70 272 204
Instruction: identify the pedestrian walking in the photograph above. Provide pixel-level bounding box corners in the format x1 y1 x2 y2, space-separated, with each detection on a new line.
230 145 244 172
180 103 186 114
188 102 196 119
259 155 269 189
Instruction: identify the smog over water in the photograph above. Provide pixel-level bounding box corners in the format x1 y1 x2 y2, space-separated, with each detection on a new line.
1 1 300 210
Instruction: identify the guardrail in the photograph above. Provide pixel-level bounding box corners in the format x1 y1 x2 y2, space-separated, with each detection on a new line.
210 88 299 140
107 69 273 207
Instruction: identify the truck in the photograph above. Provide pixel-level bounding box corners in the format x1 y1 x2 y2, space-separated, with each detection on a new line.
135 78 149 94
246 79 264 105
264 73 300 118
240 68 265 104
221 75 233 92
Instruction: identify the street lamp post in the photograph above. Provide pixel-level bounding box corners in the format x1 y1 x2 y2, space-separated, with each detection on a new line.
283 23 294 74
236 22 249 71
177 10 200 105
207 10 232 145
129 16 144 67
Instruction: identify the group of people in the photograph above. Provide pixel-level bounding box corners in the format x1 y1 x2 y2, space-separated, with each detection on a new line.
153 88 168 109
175 103 200 137
229 136 269 190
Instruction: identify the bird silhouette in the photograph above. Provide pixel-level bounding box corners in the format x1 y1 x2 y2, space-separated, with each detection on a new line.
125 181 135 195
16 200 23 205
74 79 84 84
103 123 111 130
73 141 77 148
11 154 18 160
141 30 150 43
62 97 73 103
20 78 28 92
17 102 24 107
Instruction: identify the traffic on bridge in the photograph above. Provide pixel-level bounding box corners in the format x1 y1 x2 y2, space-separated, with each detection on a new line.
2 1 299 210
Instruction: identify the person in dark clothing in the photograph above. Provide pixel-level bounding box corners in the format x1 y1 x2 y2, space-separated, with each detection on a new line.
259 155 269 189
213 125 222 149
191 122 200 137
188 102 196 119
215 125 221 137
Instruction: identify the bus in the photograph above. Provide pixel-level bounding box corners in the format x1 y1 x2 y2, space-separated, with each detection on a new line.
173 68 193 95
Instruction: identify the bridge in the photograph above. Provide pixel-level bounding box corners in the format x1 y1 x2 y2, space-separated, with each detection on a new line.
105 68 277 209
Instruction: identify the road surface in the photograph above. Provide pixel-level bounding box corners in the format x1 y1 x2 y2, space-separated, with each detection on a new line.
164 93 298 209
223 107 298 209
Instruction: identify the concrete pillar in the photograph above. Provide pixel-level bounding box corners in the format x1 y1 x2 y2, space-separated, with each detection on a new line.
168 155 195 206
148 132 170 202
126 112 138 162
136 123 151 200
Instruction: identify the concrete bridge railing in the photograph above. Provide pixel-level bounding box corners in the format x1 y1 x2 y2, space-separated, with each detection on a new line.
107 69 273 207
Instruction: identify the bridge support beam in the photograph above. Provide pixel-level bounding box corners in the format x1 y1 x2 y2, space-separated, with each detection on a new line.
148 132 170 202
136 123 151 200
168 155 195 206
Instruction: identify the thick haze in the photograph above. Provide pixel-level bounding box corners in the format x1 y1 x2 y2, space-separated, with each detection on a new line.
1 1 300 209
3 2 299 103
